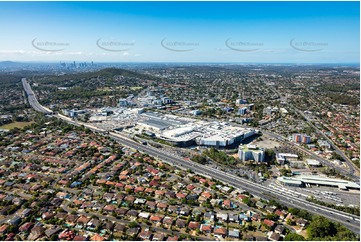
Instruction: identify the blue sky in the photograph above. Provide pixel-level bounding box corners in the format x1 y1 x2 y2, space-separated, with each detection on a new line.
0 1 359 63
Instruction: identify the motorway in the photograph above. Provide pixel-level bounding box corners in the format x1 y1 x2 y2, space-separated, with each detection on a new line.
22 78 53 114
22 78 360 234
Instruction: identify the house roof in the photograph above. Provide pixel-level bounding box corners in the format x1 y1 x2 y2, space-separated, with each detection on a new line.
214 227 227 235
188 221 200 229
176 219 186 227
263 219 275 227
167 236 178 241
200 224 212 232
150 215 163 222
269 232 280 241
91 233 105 241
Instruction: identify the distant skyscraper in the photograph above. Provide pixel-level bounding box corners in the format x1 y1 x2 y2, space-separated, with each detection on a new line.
119 99 128 107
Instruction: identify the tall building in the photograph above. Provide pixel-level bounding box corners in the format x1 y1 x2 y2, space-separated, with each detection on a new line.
238 145 265 162
302 135 311 144
238 107 247 115
162 97 172 104
293 134 302 143
293 133 311 144
119 99 128 107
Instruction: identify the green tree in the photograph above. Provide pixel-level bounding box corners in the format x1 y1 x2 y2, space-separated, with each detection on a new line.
307 216 336 239
128 221 138 228
284 233 305 241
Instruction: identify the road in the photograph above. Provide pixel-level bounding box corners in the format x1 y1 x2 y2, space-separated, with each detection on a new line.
292 105 359 177
192 114 357 181
260 129 359 181
60 198 212 241
22 78 360 234
22 78 53 114
269 85 359 177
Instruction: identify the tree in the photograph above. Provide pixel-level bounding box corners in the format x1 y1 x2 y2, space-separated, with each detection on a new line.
191 155 207 165
128 221 138 228
284 233 305 241
307 216 336 239
242 197 255 207
286 219 295 226
266 214 279 221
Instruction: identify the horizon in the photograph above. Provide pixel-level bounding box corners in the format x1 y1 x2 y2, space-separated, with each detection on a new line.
1 60 360 66
0 1 359 63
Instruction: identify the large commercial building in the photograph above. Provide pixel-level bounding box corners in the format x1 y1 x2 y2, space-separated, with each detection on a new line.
276 153 298 165
277 175 360 190
238 144 265 162
306 159 321 167
136 112 257 148
318 140 331 149
162 97 172 104
197 127 255 147
238 107 247 115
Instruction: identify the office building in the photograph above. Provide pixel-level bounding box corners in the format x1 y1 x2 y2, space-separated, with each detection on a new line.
238 144 265 162
238 107 247 115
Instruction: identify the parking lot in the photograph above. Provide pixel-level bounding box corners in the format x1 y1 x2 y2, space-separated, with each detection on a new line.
268 181 360 207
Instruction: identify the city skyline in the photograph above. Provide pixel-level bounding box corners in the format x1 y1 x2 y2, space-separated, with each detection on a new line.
0 1 359 63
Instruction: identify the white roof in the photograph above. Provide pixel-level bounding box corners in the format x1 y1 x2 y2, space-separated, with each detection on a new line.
278 175 360 189
307 159 321 166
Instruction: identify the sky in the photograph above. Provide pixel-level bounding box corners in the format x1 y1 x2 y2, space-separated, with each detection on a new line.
0 1 359 63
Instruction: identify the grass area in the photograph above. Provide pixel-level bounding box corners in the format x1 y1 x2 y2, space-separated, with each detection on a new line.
0 121 34 130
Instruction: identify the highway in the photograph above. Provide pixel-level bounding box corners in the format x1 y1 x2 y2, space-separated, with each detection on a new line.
107 132 361 234
22 78 360 234
22 78 53 114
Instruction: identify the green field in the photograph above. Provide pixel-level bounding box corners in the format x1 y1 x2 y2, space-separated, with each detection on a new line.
0 121 34 130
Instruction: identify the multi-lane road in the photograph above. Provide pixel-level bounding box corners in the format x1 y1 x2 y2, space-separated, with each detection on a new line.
22 78 360 234
269 85 359 178
22 78 53 114
292 105 359 177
